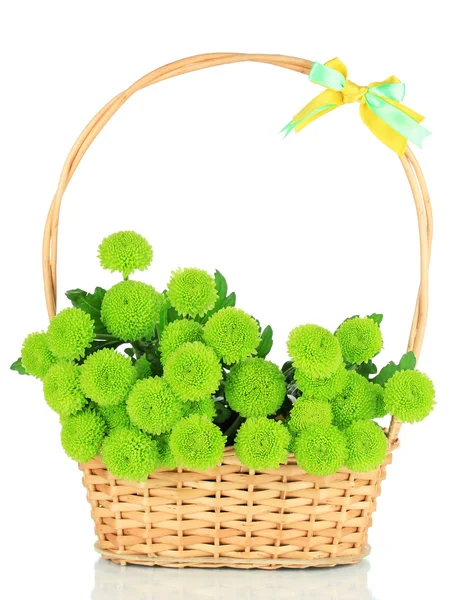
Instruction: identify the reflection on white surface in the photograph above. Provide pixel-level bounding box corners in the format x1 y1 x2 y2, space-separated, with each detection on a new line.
92 557 374 599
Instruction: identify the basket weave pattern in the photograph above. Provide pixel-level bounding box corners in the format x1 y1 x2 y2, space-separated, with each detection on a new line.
81 447 392 568
43 53 432 568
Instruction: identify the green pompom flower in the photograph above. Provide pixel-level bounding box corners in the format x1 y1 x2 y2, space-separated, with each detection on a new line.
288 398 333 433
287 324 342 379
204 307 261 365
330 371 376 429
154 433 178 469
225 358 286 418
134 355 152 380
61 409 106 463
46 307 95 361
102 427 159 481
370 383 387 418
344 420 388 472
234 417 290 470
181 397 217 420
98 231 153 278
169 415 225 470
164 341 222 401
101 280 164 341
293 424 346 476
167 268 218 318
80 348 136 406
127 377 183 435
335 317 383 365
97 402 130 431
159 319 205 364
384 370 435 423
21 331 56 379
43 362 87 417
295 364 347 401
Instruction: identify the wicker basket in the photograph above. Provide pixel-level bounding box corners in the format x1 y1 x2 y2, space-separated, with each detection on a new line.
42 53 432 569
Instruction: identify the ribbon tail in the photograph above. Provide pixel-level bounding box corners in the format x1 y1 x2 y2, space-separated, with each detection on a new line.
282 89 342 137
361 94 431 156
360 101 408 155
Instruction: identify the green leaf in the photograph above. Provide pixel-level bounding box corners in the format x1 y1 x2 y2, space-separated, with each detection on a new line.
200 272 236 323
256 325 273 358
167 306 179 323
124 347 135 359
10 357 28 375
65 287 107 333
155 294 170 339
83 339 122 357
281 360 293 373
372 351 417 387
398 351 416 370
372 362 398 387
214 270 228 301
281 361 295 383
368 313 383 326
214 402 231 425
223 292 236 308
355 360 378 379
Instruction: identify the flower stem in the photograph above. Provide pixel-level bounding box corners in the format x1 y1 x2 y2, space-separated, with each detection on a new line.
224 414 245 443
95 333 120 342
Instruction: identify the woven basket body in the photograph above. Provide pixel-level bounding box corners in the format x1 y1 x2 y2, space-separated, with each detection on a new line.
42 53 432 569
80 447 393 568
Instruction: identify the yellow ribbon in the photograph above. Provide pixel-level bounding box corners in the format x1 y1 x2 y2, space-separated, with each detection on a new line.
283 58 430 156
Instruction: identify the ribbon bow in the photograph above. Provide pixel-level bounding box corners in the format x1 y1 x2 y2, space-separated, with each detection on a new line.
282 58 430 156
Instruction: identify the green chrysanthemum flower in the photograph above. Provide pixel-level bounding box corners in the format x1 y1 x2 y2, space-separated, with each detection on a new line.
384 370 435 423
204 307 261 365
335 317 383 365
159 319 205 364
287 324 342 379
61 409 106 463
154 433 178 470
225 358 286 418
97 402 130 431
295 364 347 401
167 268 218 318
127 377 183 435
134 354 152 380
43 362 87 417
330 371 376 429
181 397 217 420
46 307 95 361
370 383 387 419
344 420 388 472
21 331 56 379
164 341 222 401
293 424 346 476
80 348 136 406
101 280 164 341
169 415 225 470
101 427 159 481
98 231 153 278
234 417 290 470
288 398 333 433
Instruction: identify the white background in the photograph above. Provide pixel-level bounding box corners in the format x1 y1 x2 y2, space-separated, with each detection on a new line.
0 1 451 598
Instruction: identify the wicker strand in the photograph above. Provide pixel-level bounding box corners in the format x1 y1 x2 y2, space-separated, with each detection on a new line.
42 53 432 448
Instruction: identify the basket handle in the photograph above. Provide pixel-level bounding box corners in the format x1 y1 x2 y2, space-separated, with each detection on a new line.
41 52 432 445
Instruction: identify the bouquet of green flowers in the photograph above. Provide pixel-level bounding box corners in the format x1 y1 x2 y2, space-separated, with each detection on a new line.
12 231 435 481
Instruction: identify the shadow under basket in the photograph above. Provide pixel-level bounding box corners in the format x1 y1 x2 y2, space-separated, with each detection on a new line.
80 446 394 569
